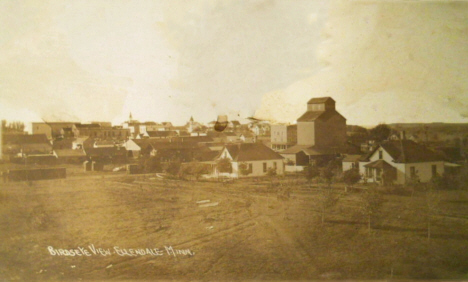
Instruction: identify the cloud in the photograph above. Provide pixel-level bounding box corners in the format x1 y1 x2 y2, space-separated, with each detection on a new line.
255 1 468 125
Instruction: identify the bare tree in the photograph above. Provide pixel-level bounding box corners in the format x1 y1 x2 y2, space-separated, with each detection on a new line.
304 164 320 187
424 182 442 241
316 187 341 225
360 187 386 234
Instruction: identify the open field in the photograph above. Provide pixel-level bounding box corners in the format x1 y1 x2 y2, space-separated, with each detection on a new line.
1 173 468 280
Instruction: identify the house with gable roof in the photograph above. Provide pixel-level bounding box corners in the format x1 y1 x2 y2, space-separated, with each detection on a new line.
205 143 284 178
358 139 445 185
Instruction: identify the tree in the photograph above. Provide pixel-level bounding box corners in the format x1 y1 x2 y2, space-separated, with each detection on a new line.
320 164 335 188
304 164 320 185
369 123 391 142
141 157 162 173
238 162 251 177
266 167 277 177
164 161 181 177
343 168 361 189
316 187 341 225
217 158 232 174
424 181 442 241
360 187 386 234
1 120 25 133
180 161 210 181
455 166 468 190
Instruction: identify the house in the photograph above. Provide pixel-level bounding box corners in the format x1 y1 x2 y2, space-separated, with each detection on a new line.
84 146 127 163
124 139 141 158
280 97 347 166
358 139 445 185
205 143 284 178
54 149 87 164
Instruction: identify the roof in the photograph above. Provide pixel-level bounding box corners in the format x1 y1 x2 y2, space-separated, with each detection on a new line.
95 140 115 146
307 97 335 104
343 154 363 162
85 147 126 157
364 159 395 170
3 134 51 145
147 131 178 138
75 123 101 129
198 150 220 162
302 146 339 156
297 110 346 122
280 144 340 156
222 143 283 162
278 145 311 154
55 149 86 157
53 138 75 149
366 140 445 163
240 132 255 137
171 136 214 143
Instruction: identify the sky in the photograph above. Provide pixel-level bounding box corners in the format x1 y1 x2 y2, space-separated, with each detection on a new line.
1 0 468 130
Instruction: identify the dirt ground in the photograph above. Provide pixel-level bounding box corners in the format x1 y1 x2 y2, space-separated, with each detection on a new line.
1 172 468 281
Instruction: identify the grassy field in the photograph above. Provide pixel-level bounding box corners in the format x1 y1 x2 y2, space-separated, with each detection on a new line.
1 171 468 280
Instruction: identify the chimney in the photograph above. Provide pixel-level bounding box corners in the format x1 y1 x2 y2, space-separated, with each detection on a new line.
400 131 406 140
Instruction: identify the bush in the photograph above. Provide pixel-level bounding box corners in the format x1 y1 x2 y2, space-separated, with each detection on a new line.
304 164 320 182
164 161 181 176
141 157 162 173
343 168 361 187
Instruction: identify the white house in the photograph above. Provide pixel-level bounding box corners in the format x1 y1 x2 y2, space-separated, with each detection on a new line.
124 139 141 158
357 140 445 185
206 143 284 178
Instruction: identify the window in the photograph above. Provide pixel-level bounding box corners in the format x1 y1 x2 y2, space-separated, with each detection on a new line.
273 161 277 170
432 165 437 177
248 164 253 173
263 163 267 173
410 166 416 178
378 151 383 160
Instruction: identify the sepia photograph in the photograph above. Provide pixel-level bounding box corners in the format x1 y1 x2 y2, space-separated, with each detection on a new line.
1 0 468 280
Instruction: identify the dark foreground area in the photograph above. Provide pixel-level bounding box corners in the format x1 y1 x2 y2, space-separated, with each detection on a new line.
1 174 468 280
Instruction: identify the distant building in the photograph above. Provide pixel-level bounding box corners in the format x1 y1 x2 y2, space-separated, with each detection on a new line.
280 97 346 166
297 97 346 147
270 124 297 151
32 122 77 140
75 123 130 140
146 131 178 139
238 132 256 143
